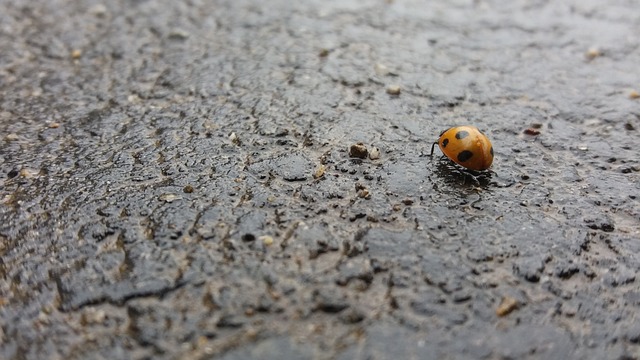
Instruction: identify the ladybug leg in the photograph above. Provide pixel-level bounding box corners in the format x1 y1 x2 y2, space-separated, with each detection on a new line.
461 172 480 186
429 142 438 157
469 174 481 187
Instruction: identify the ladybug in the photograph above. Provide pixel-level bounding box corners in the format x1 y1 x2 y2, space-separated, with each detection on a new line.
430 125 494 171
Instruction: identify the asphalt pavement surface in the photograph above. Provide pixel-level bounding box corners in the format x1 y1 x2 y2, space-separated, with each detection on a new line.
1 0 640 359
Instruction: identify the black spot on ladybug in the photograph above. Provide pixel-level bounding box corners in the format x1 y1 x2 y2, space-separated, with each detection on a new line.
442 138 449 148
455 131 469 140
490 147 494 156
457 150 473 162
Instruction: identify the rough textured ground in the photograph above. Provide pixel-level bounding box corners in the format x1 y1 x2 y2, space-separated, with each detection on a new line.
1 0 640 359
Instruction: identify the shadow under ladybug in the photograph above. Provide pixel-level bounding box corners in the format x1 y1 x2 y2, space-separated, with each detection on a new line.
432 159 492 188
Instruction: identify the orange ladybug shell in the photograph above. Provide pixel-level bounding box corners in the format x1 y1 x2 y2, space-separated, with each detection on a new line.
437 126 493 171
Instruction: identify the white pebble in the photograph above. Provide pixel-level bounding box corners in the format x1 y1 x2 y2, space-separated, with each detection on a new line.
229 132 240 145
369 147 380 160
374 63 390 76
386 85 401 95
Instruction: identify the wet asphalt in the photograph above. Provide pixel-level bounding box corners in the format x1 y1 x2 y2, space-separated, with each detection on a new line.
1 0 640 359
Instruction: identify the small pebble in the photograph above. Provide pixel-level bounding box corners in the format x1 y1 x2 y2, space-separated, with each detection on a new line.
5 133 19 141
89 4 108 17
355 183 372 199
313 164 326 179
168 28 190 40
159 193 180 203
259 235 274 246
19 168 37 178
630 90 639 99
349 143 368 158
496 296 519 317
80 308 106 325
71 49 82 59
386 85 401 95
369 147 380 160
127 94 140 103
48 122 60 129
374 63 390 76
183 185 194 193
229 132 240 145
358 189 370 199
585 47 601 60
319 49 330 57
523 128 540 136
